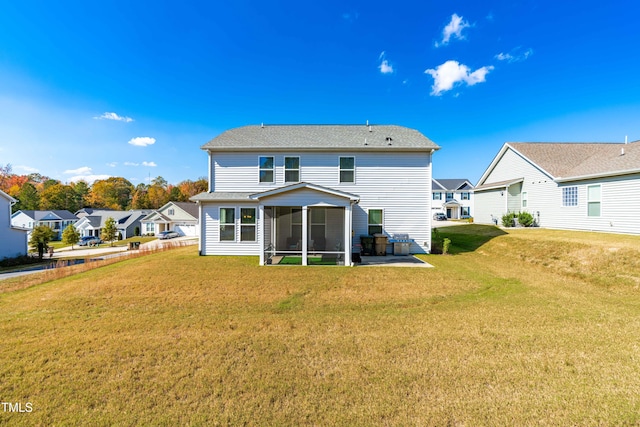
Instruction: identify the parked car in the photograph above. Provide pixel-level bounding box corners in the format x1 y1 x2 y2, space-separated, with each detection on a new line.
158 230 180 240
433 213 447 221
78 236 103 246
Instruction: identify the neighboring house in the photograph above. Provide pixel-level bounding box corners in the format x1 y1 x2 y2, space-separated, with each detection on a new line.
431 178 474 219
74 210 151 240
140 201 200 236
11 209 78 240
191 124 440 265
474 141 640 234
0 190 28 259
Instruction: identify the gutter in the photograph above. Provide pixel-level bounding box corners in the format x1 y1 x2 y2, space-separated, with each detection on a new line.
555 168 640 183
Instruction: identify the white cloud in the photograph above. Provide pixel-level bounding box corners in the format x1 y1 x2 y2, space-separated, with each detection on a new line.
142 161 157 167
62 166 110 184
94 112 134 122
425 60 494 96
68 174 111 184
378 51 394 74
124 162 139 166
495 48 533 63
14 165 39 173
64 166 93 175
128 137 156 147
436 13 470 47
106 162 117 167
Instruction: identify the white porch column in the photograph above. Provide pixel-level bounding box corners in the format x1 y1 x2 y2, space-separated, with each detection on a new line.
302 205 308 266
344 203 352 266
258 204 264 265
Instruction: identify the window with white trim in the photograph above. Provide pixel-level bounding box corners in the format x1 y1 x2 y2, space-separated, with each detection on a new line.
433 192 442 200
240 208 256 241
461 207 471 216
446 192 454 201
587 185 601 217
368 209 383 235
259 156 274 183
339 157 355 183
284 157 300 183
219 208 235 241
562 186 578 207
461 192 470 200
522 191 528 208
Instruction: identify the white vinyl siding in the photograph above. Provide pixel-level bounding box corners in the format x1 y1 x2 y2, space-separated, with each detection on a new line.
205 151 434 254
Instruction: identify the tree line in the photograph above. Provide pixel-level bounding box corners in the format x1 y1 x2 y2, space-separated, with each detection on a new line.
0 163 207 213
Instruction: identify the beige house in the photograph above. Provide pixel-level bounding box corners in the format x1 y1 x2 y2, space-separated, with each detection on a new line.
140 202 199 236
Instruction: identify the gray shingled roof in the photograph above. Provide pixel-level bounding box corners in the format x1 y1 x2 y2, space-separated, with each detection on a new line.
201 125 439 152
432 179 474 191
509 141 640 180
173 202 199 219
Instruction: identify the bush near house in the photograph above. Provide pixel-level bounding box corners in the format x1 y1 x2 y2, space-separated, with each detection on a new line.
502 211 534 227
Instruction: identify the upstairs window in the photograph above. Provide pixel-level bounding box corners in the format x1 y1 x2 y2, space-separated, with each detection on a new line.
446 192 454 201
339 157 355 183
522 192 528 208
587 185 601 217
562 186 578 207
433 192 442 200
461 192 470 200
368 209 383 235
284 157 300 183
168 209 175 216
259 156 274 183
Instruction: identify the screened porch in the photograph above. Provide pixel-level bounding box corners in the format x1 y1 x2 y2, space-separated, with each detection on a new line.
262 206 349 266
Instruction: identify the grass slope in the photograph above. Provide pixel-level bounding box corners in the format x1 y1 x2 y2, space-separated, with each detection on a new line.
2 226 640 425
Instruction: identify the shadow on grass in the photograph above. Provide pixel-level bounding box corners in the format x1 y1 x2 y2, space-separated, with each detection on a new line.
432 225 507 254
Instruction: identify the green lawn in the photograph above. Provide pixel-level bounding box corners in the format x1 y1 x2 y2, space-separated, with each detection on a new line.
2 225 640 425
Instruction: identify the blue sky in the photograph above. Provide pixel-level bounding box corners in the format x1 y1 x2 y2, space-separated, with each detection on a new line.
1 0 639 186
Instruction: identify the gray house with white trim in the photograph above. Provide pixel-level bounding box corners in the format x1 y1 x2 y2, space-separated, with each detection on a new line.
474 141 640 234
191 124 439 265
1 190 28 259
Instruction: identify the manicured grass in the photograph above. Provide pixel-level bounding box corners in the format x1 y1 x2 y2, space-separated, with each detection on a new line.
2 226 640 425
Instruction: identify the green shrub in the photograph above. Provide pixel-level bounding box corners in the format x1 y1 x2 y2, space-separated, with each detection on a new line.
518 211 534 227
502 212 518 227
442 238 451 255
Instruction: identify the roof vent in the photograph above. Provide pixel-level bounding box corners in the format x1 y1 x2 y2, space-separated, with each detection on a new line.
261 122 264 128
386 137 393 145
364 138 368 146
368 125 372 132
621 147 625 156
366 120 369 126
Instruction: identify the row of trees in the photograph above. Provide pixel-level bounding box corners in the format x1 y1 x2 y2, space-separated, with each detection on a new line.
0 164 207 213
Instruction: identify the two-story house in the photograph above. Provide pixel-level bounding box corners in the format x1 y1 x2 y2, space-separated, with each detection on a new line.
431 178 474 219
191 124 439 265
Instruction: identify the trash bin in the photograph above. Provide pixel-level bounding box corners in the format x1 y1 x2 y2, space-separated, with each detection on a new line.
128 241 140 250
373 233 388 256
360 235 374 256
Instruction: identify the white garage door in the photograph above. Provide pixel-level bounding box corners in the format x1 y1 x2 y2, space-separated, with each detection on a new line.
174 224 197 237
